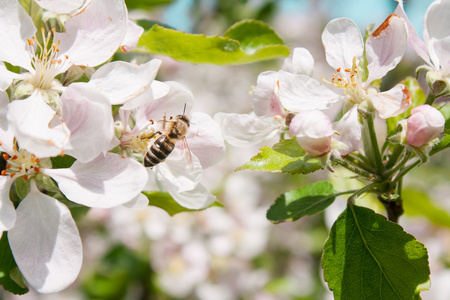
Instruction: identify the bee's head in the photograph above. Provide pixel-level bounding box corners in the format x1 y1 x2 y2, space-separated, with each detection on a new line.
176 114 190 126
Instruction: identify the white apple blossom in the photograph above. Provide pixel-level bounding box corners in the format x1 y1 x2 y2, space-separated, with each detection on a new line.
0 0 135 158
0 91 147 293
112 81 225 209
278 15 411 119
215 48 314 147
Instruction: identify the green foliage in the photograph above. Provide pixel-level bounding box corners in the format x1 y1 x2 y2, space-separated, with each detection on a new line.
323 204 430 300
403 188 450 228
137 20 290 65
125 0 174 10
386 77 426 137
143 192 223 216
237 139 323 174
430 133 450 155
0 234 29 295
13 178 29 201
267 181 336 223
50 155 76 169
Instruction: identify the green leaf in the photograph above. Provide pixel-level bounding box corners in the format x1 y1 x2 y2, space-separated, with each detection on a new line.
267 181 336 223
143 192 223 216
137 20 290 65
402 188 450 228
237 139 324 174
323 204 430 300
0 233 29 295
386 77 426 137
13 178 29 201
50 155 76 169
125 0 174 10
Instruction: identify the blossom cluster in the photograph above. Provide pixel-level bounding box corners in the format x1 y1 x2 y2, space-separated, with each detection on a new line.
216 1 446 168
0 0 224 293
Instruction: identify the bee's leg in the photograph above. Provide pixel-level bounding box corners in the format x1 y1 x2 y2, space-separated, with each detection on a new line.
148 131 162 139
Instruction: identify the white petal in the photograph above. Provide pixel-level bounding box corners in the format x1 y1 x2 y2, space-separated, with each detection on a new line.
369 84 411 119
120 20 144 53
278 71 341 111
35 0 84 14
0 0 35 71
366 14 408 84
121 80 170 111
89 59 162 105
153 150 203 193
55 0 127 67
394 1 431 65
282 47 315 76
0 62 21 91
134 81 194 127
8 180 82 293
0 177 16 231
214 112 280 147
7 93 70 158
322 18 363 70
61 83 114 163
425 0 450 41
251 71 285 118
43 153 148 208
430 36 450 72
333 105 361 157
122 193 149 209
186 112 225 169
169 183 216 210
0 91 14 154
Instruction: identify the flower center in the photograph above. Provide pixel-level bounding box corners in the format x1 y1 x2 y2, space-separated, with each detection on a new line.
26 28 67 90
114 120 157 162
1 148 42 181
324 57 368 105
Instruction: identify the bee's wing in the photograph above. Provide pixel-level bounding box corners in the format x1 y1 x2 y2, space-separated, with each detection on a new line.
180 137 193 170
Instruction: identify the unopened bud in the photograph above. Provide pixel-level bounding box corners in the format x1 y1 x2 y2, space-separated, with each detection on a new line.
289 110 333 156
406 104 445 147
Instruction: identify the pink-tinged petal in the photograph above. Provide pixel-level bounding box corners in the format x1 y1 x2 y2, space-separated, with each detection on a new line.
89 59 162 105
406 104 445 147
34 0 84 14
123 193 149 209
322 18 363 70
43 153 148 208
120 20 144 53
169 183 216 210
8 180 82 293
252 71 285 118
135 81 194 129
332 105 361 157
366 14 408 84
185 112 225 169
214 112 280 147
369 84 411 119
278 71 341 111
289 110 333 156
121 80 170 111
153 150 203 193
61 83 114 163
55 0 127 68
0 91 14 154
0 177 16 231
282 47 315 76
7 93 70 158
394 0 431 65
0 0 35 71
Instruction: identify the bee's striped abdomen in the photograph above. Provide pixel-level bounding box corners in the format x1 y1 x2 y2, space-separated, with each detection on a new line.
144 135 175 167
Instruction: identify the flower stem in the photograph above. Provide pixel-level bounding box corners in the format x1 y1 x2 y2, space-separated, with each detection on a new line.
384 145 405 170
362 113 385 175
378 194 403 223
424 93 436 105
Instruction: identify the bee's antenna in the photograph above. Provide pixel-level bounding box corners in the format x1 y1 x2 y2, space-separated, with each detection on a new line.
183 103 187 115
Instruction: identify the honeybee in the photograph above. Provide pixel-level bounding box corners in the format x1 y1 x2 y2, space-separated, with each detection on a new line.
144 113 192 168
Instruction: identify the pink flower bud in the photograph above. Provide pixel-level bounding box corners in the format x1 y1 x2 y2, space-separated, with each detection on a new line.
406 104 445 147
289 110 333 156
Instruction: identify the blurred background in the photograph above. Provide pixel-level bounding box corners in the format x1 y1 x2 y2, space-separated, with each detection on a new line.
4 0 450 299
